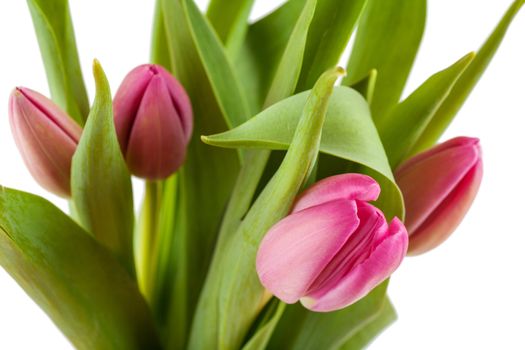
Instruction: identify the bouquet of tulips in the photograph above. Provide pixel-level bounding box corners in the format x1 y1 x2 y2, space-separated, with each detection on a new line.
1 0 523 349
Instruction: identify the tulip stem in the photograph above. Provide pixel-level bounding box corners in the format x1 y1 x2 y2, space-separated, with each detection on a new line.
136 180 162 301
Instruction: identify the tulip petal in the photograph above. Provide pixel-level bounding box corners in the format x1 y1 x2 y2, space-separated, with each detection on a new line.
125 75 187 179
9 89 78 197
396 139 480 235
301 218 407 312
408 159 482 255
157 65 193 142
17 88 82 143
113 65 155 153
292 174 380 213
256 199 359 304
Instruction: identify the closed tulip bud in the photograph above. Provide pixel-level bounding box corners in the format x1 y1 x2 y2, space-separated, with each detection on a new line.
113 64 193 179
256 174 408 312
9 87 82 197
395 137 483 256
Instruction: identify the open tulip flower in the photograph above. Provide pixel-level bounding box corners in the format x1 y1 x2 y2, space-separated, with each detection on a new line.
256 174 408 312
396 137 483 255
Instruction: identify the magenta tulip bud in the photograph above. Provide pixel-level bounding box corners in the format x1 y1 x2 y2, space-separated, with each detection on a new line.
256 174 408 312
395 137 483 256
8 87 82 197
113 64 193 179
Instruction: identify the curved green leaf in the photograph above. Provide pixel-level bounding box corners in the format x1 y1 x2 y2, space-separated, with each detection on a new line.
411 0 525 153
203 86 403 219
242 301 287 350
236 0 308 112
26 0 89 125
71 61 135 276
207 0 255 56
0 187 160 350
339 297 397 350
268 282 389 350
190 67 344 350
343 0 426 124
297 0 368 91
349 69 377 104
380 52 474 168
184 0 251 128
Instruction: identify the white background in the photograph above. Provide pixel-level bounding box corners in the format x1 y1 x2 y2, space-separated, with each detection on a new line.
1 0 524 349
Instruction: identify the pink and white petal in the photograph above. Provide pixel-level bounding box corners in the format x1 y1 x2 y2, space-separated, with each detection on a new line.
292 174 381 213
256 199 359 304
396 137 480 174
396 142 480 235
408 160 482 255
17 87 82 143
301 218 407 312
125 75 186 179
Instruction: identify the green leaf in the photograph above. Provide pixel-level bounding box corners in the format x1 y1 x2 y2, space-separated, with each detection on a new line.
380 53 474 168
297 0 367 91
0 187 161 350
189 67 345 350
203 86 403 220
26 0 89 125
156 0 241 346
150 0 172 69
268 281 390 350
349 69 377 104
339 298 397 350
263 0 317 107
71 60 135 276
235 0 309 112
343 0 426 124
184 0 251 128
242 301 287 350
207 0 256 56
411 0 525 153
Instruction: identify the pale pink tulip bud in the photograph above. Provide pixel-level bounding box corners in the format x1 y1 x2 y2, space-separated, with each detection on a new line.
113 64 193 179
256 174 408 312
9 87 82 197
395 137 483 256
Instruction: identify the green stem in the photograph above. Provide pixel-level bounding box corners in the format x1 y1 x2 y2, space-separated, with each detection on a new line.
136 180 162 301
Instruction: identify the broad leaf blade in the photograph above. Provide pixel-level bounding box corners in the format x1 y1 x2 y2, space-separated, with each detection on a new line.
26 0 89 125
0 187 160 350
343 0 426 124
189 68 344 350
297 0 367 91
380 53 474 168
236 0 308 112
184 0 251 128
340 297 397 350
203 86 404 219
207 0 256 55
71 61 135 276
411 0 525 153
268 282 389 350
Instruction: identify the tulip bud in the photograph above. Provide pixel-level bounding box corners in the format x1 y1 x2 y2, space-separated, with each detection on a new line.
113 64 193 179
395 137 483 256
256 174 408 312
9 87 82 197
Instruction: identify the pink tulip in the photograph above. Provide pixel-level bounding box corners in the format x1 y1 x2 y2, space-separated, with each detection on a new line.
9 87 82 197
256 174 408 312
113 64 193 179
395 137 483 256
